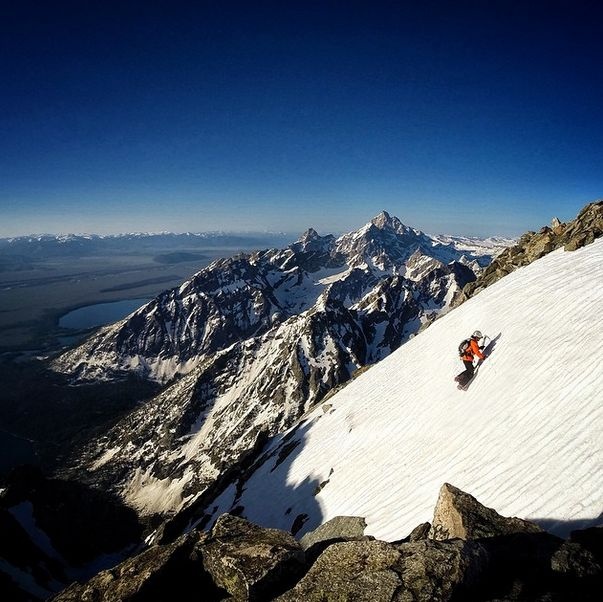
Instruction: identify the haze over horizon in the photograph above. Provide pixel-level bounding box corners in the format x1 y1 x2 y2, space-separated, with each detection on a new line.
2 1 602 238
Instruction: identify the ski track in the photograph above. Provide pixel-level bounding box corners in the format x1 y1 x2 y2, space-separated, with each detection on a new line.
234 240 603 540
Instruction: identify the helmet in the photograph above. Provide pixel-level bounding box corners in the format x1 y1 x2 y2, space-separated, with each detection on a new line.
472 330 482 339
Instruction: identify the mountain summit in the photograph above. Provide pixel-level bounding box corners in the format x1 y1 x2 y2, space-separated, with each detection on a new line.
370 210 408 232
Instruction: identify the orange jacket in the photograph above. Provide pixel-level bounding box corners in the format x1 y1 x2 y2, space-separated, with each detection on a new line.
461 338 485 362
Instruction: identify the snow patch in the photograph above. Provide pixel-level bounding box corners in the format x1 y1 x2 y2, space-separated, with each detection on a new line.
123 467 195 515
90 446 121 470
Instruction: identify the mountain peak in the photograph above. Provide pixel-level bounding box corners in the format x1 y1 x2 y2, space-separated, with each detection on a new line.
370 211 407 233
299 227 320 241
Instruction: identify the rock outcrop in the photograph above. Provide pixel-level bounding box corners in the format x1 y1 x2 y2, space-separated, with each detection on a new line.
456 200 603 304
429 482 542 540
200 514 305 601
299 515 368 551
40 485 602 602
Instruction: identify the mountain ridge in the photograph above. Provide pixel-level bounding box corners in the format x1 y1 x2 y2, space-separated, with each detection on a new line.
50 213 486 523
52 213 488 383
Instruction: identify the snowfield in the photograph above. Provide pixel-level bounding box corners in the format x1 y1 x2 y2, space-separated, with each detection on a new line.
224 239 603 541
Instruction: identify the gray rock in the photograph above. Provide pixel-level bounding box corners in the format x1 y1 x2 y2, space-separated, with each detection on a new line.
551 541 601 579
395 538 488 602
408 521 431 542
278 537 488 602
300 515 367 551
276 540 404 601
200 514 305 601
429 483 542 540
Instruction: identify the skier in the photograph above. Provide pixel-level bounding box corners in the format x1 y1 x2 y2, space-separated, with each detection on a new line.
456 330 485 386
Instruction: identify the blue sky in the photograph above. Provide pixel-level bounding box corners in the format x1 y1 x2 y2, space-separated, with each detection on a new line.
1 1 602 237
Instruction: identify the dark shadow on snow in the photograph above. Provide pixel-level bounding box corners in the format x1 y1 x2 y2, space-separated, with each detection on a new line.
531 514 603 539
158 416 325 547
482 332 501 357
226 417 325 538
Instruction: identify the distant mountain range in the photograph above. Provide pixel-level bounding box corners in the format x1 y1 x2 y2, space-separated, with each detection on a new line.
0 229 514 258
0 231 295 260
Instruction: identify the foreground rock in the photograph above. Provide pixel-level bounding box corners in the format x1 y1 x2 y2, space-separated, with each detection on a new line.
299 515 371 562
277 538 487 602
45 486 601 601
429 482 542 540
201 514 305 601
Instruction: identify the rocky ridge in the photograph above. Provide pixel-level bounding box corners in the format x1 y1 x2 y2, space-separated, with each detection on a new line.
455 200 603 305
50 484 602 602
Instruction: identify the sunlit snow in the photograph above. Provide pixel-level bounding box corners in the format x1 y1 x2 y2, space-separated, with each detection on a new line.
230 239 603 540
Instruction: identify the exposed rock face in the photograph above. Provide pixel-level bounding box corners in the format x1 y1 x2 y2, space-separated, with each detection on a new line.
300 515 368 551
456 200 603 304
277 538 487 602
407 522 431 542
276 540 404 601
201 514 305 601
429 483 542 540
395 539 488 602
40 486 601 602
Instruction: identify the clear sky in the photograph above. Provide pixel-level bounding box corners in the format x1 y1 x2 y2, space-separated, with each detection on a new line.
1 1 602 237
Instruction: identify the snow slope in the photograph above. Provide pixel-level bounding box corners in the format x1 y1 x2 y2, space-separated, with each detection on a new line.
219 239 603 540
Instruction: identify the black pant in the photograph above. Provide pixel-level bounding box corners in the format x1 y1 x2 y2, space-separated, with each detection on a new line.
457 359 475 385
462 359 475 377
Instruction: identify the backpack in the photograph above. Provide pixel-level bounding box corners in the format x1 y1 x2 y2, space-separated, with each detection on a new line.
458 338 472 357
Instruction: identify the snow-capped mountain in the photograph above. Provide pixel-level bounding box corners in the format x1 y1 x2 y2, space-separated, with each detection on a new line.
53 212 485 383
197 238 602 542
54 212 492 518
432 234 516 256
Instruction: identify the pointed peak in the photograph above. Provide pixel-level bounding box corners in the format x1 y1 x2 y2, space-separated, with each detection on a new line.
369 211 407 233
300 227 320 241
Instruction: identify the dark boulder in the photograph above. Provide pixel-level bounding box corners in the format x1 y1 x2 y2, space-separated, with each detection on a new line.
200 513 305 601
52 532 224 601
408 521 431 542
395 538 488 601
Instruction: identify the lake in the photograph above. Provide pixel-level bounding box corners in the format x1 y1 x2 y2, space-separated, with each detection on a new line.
58 298 150 330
